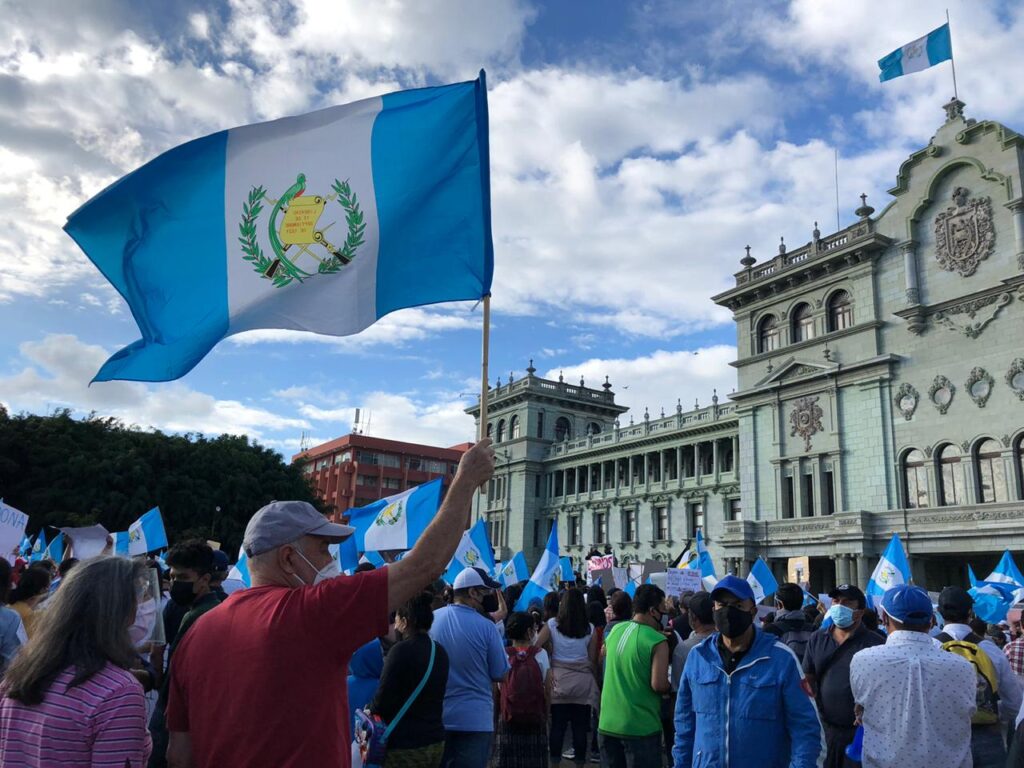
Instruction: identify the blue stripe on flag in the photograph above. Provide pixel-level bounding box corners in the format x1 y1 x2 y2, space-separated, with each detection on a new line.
372 73 493 317
926 23 953 66
64 132 229 382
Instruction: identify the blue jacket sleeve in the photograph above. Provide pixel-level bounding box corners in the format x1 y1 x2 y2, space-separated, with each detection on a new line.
780 650 825 768
672 663 695 768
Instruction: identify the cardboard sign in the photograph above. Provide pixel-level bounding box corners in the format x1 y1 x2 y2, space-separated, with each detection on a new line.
612 567 628 589
640 558 668 585
666 568 703 597
589 568 613 588
787 556 810 587
0 501 28 559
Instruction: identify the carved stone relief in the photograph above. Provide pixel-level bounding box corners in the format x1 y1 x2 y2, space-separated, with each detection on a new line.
928 375 956 415
934 292 1014 338
934 187 995 277
965 367 995 408
789 396 824 452
1007 358 1024 401
894 382 920 420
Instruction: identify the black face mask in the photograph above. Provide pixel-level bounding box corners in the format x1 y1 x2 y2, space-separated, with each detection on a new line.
713 605 754 639
480 592 500 614
170 580 197 607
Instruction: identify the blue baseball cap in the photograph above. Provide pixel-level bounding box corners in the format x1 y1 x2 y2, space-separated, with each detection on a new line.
710 575 755 604
881 584 933 627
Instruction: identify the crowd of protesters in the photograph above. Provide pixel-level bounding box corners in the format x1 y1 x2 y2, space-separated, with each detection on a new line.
1 437 1024 767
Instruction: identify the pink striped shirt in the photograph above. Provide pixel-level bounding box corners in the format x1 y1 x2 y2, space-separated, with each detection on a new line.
0 662 152 767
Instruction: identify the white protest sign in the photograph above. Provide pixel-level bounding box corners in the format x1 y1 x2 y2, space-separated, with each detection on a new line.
61 524 111 559
0 500 29 559
666 568 703 597
611 567 628 589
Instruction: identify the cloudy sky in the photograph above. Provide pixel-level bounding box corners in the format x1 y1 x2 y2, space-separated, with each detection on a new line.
2 0 1022 456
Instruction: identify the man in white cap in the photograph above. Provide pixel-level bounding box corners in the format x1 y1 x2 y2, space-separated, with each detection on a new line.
165 439 495 768
430 565 510 768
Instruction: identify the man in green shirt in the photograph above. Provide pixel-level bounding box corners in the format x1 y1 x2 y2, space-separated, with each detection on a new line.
598 583 671 767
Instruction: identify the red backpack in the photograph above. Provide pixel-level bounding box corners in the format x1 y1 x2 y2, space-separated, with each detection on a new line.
500 646 546 726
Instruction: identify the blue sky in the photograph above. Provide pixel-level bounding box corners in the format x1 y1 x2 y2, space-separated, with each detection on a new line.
1 0 1022 455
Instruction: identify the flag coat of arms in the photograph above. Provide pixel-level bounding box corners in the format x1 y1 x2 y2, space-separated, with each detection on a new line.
64 74 494 382
444 519 496 583
30 530 47 563
865 533 911 608
128 507 169 556
747 557 779 603
347 478 442 553
878 23 952 82
499 551 530 587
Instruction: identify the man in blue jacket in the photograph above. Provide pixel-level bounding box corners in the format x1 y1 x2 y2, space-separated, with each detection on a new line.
672 575 825 767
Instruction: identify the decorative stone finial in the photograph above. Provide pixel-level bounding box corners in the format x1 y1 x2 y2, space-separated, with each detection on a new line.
823 346 832 362
660 407 665 418
643 407 649 421
855 193 875 219
496 376 502 387
580 376 585 387
508 370 514 383
558 370 564 383
767 359 774 373
712 388 719 405
740 244 756 268
812 221 820 242
778 236 786 255
526 358 536 375
676 398 683 414
694 397 700 410
943 97 965 123
602 375 612 391
629 415 634 426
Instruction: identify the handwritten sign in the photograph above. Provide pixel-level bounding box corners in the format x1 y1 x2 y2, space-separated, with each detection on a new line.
666 568 703 597
0 500 28 558
588 555 614 572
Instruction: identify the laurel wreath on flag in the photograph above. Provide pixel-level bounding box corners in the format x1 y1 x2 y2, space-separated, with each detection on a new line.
238 179 365 287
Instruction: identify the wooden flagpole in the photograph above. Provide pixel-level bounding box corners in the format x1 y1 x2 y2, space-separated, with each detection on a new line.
479 294 491 441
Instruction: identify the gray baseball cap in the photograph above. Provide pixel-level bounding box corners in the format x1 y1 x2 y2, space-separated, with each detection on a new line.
243 501 354 557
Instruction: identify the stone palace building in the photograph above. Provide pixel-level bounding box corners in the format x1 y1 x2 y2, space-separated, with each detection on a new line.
467 100 1024 594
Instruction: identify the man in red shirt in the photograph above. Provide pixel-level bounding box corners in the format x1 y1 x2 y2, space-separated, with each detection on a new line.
165 439 495 768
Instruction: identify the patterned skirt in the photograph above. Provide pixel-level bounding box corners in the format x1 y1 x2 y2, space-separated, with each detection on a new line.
490 720 548 768
382 741 445 768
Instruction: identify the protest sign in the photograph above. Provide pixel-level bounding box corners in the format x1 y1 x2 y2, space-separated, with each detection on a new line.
61 525 111 559
666 568 703 597
0 500 29 559
588 555 614 572
612 567 628 589
590 568 613 588
640 558 667 585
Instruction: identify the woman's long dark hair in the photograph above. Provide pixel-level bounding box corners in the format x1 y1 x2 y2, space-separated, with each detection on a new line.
4 557 144 705
9 567 50 604
556 588 590 639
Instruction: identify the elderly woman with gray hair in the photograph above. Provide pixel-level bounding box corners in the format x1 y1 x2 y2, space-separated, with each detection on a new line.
0 556 152 767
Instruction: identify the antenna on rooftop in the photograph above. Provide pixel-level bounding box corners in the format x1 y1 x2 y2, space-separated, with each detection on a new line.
299 430 310 452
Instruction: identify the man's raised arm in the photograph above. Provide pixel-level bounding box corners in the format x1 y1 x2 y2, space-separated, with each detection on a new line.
387 438 495 609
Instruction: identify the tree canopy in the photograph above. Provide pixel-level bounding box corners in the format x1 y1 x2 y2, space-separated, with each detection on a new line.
0 406 319 557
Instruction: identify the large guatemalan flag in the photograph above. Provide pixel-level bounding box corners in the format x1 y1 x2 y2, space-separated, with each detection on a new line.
865 533 911 608
65 74 494 382
878 23 952 82
347 478 443 554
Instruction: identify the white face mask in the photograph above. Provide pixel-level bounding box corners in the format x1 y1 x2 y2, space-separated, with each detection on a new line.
130 598 158 646
294 549 341 586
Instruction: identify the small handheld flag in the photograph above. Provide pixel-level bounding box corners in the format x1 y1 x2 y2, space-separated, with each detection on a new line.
984 550 1024 604
514 525 560 612
499 551 530 587
128 507 169 556
559 556 575 583
227 546 251 589
29 530 47 563
970 579 1017 624
112 531 131 557
65 74 494 383
444 519 496 584
685 529 718 590
747 557 779 603
865 533 911 609
45 533 64 564
878 23 953 83
347 479 443 553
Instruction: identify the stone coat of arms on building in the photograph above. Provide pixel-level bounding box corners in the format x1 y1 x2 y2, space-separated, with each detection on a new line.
934 186 995 277
789 396 824 452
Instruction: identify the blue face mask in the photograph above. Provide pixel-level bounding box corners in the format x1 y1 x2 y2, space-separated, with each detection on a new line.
827 604 856 629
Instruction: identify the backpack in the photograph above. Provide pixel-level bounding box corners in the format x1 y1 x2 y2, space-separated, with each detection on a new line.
937 632 1000 725
500 647 546 726
780 628 814 663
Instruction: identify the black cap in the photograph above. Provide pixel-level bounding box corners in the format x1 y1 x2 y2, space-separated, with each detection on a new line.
686 592 714 625
828 584 867 608
938 586 973 615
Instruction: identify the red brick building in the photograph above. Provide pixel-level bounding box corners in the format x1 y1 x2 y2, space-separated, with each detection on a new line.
292 434 468 521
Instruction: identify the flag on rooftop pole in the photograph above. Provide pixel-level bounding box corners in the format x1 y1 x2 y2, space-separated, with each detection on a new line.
747 557 779 603
64 74 494 383
498 551 529 587
984 550 1024 603
865 533 911 609
347 478 443 553
514 524 560 612
443 518 496 584
128 507 169 556
877 23 953 83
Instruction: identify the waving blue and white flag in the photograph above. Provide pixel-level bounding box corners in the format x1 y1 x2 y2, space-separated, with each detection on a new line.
685 529 718 591
29 530 47 563
44 532 64 564
129 507 168 556
18 535 32 558
65 74 494 383
866 533 911 609
336 534 360 575
499 551 530 587
111 531 130 557
970 578 1018 624
984 550 1024 602
224 546 251 593
348 478 442 553
514 525 560 612
443 519 496 584
747 557 779 603
559 556 575 583
878 23 953 82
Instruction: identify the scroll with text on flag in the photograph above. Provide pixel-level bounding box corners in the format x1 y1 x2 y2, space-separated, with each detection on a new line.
347 478 443 553
129 507 168 556
64 73 494 383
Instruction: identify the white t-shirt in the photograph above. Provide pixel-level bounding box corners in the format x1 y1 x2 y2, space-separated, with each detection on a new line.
547 618 592 663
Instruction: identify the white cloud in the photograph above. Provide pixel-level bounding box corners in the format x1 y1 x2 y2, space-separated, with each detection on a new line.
0 334 310 439
543 345 738 423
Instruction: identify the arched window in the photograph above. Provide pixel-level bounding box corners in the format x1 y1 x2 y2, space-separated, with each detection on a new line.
1015 436 1024 500
827 290 853 332
903 450 929 508
791 303 814 343
588 422 601 436
976 439 1009 503
757 314 780 353
496 419 506 443
486 422 493 439
938 444 966 506
509 415 521 439
554 417 572 442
